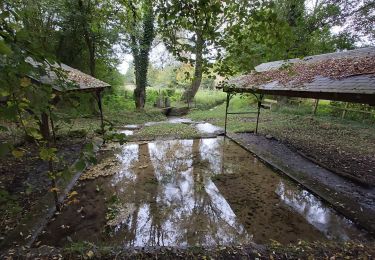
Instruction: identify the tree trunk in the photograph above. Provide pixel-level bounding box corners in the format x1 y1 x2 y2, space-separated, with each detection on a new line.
87 41 96 77
133 54 147 109
132 0 154 110
183 31 204 103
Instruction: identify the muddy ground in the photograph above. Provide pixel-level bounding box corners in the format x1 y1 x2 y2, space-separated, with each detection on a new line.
280 135 375 186
4 241 375 259
0 134 87 239
257 116 375 187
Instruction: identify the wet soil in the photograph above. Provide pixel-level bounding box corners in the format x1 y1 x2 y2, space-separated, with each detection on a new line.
0 135 87 238
4 241 375 259
37 137 369 248
282 137 375 186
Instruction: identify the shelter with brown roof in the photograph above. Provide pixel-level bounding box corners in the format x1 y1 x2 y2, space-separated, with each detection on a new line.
26 58 110 140
219 47 375 134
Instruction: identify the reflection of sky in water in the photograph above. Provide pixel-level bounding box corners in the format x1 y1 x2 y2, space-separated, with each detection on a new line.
276 181 355 240
113 139 250 246
195 123 223 134
167 117 195 124
105 138 365 246
112 144 138 184
123 124 139 129
200 138 222 175
119 130 134 136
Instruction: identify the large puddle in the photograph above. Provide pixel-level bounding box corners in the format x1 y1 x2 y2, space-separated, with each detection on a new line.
39 137 369 247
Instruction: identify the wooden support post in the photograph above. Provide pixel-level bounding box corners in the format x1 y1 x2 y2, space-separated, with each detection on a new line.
49 108 56 144
40 112 50 141
96 90 104 135
255 94 263 134
313 99 319 115
341 102 349 119
224 92 230 136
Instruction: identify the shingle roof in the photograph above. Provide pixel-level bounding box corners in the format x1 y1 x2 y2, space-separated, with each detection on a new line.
254 47 375 72
221 47 375 105
26 58 110 92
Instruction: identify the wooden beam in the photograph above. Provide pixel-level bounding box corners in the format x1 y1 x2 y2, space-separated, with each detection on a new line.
341 102 349 119
313 99 319 115
223 88 375 106
255 94 263 134
40 112 50 141
224 92 230 136
96 90 104 136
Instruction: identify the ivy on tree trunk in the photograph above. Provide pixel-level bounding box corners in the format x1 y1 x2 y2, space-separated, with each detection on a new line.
130 0 155 110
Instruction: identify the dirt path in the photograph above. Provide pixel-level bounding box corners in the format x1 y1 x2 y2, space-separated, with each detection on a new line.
228 132 375 235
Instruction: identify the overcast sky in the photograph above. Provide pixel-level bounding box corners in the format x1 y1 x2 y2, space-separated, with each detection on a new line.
117 43 175 74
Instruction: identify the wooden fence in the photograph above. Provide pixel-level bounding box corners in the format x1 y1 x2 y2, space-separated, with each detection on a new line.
312 99 375 119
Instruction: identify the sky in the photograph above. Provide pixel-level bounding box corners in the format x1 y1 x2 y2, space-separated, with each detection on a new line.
118 54 132 74
117 43 176 74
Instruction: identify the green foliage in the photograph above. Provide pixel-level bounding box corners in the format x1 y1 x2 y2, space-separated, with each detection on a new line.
0 3 54 149
0 2 115 212
351 0 375 44
219 0 356 75
39 147 58 162
193 90 227 110
156 0 248 99
103 94 134 111
157 0 232 68
145 87 182 105
56 0 122 78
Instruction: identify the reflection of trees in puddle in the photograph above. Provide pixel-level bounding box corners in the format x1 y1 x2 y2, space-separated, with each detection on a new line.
149 139 193 184
108 138 250 247
276 181 361 241
104 138 367 247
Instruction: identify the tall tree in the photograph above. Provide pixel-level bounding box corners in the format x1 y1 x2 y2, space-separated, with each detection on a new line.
118 0 155 109
157 0 240 102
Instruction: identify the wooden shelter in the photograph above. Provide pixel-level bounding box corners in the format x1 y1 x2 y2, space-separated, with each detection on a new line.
27 58 110 140
219 47 375 134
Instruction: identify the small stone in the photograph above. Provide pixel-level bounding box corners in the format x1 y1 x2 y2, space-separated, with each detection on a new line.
265 134 273 139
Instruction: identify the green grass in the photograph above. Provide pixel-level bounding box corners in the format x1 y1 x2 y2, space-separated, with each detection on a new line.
170 89 228 110
188 95 258 132
50 108 166 140
188 97 375 156
193 90 228 109
132 123 201 140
